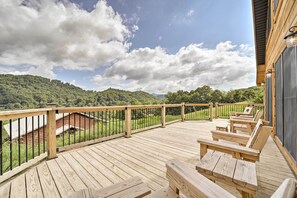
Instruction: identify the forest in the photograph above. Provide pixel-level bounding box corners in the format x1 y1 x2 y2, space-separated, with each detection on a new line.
0 74 263 110
165 85 263 104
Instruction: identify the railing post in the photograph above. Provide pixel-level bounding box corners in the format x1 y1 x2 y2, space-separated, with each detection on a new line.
161 104 166 128
209 102 213 121
125 106 131 138
46 104 57 159
181 103 185 122
215 102 219 118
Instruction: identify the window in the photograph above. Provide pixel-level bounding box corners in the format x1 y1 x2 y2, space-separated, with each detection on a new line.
275 56 283 143
265 76 272 126
275 46 297 161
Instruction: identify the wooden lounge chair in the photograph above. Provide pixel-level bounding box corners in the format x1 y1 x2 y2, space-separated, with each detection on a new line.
271 178 297 198
229 110 265 133
230 106 253 117
147 159 235 198
198 120 273 162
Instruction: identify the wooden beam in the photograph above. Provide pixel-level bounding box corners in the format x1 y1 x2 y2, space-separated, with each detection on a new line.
46 105 57 159
161 104 166 128
125 107 131 138
209 103 213 121
181 103 185 122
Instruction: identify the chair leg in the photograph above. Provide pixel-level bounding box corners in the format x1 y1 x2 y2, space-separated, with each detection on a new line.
200 144 207 159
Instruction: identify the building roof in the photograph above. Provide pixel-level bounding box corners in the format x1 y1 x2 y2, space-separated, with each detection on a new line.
252 0 268 66
3 112 95 140
252 0 268 85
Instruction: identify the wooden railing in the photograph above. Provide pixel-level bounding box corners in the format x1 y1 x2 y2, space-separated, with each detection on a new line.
214 103 264 119
0 102 263 182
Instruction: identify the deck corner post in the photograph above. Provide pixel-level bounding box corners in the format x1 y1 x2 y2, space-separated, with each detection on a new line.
215 102 219 118
181 103 185 122
161 104 166 128
46 104 57 159
209 102 213 121
125 106 132 138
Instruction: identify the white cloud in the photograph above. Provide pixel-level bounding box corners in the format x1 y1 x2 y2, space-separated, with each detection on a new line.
158 36 163 41
186 10 195 17
0 0 132 78
92 41 256 93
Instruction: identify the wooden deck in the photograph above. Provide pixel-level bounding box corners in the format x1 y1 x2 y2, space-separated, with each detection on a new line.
0 120 295 198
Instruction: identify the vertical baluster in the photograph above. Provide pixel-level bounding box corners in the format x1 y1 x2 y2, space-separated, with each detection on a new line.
117 110 119 134
79 113 81 143
25 117 28 162
84 113 86 141
38 116 40 156
0 120 2 175
74 113 76 144
108 111 110 136
32 116 34 159
68 113 70 145
105 111 108 137
9 120 12 170
122 110 125 133
109 111 111 136
134 110 136 130
100 111 103 138
88 112 91 140
18 119 21 166
43 115 45 153
93 112 95 139
62 113 65 147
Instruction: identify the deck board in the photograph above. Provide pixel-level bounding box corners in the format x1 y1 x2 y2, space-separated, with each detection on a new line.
0 120 295 198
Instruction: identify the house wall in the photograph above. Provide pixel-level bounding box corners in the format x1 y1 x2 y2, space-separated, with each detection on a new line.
264 0 297 174
22 113 98 144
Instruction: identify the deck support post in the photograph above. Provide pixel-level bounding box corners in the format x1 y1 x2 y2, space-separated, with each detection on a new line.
125 106 131 138
181 103 185 122
46 104 57 159
161 104 166 128
215 102 219 118
209 102 213 121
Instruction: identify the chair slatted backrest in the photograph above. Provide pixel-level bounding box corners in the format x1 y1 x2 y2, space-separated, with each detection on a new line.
246 119 272 151
243 107 253 115
253 110 263 121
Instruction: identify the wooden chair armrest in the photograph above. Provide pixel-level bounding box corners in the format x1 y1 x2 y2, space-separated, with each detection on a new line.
235 112 253 116
197 138 260 161
263 120 270 126
271 178 297 198
230 116 253 120
230 119 257 125
211 130 250 145
165 159 236 198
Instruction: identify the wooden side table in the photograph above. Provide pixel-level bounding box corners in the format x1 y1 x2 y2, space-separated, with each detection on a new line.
196 151 257 198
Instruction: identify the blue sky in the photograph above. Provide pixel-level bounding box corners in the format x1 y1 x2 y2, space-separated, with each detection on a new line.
0 0 256 94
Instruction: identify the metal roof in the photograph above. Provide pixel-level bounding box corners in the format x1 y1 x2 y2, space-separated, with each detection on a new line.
252 0 268 66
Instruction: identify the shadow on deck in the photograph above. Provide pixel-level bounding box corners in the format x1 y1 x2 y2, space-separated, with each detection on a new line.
0 120 295 198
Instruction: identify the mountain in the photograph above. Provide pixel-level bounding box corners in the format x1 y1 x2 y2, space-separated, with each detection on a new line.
0 74 159 110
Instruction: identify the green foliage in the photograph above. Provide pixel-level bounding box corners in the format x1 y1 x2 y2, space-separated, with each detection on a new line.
165 85 264 104
0 74 159 110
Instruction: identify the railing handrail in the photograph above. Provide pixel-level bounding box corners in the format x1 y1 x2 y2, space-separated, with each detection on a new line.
0 108 51 120
0 103 264 120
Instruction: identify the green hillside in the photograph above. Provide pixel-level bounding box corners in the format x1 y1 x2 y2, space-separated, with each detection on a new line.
0 74 159 110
